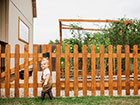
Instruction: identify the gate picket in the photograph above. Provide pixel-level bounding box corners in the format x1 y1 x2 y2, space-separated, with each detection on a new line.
100 45 104 96
125 45 130 95
15 44 20 97
117 45 122 96
82 45 87 96
133 45 138 95
24 45 29 97
74 45 78 96
5 44 10 98
91 45 96 96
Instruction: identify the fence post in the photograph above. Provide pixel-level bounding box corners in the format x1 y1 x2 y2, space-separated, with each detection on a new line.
65 44 70 96
108 45 113 96
82 45 87 96
133 45 138 95
125 45 130 95
5 44 10 98
100 45 104 96
24 45 29 97
91 45 96 96
33 45 38 97
117 45 122 96
56 44 61 96
15 44 20 97
74 45 78 96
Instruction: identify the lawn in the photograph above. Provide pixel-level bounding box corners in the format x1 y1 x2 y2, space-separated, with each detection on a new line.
0 96 140 105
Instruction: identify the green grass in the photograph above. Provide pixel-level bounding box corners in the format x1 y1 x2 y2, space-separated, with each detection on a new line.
0 96 140 105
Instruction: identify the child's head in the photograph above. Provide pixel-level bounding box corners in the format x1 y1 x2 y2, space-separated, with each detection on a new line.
41 58 49 70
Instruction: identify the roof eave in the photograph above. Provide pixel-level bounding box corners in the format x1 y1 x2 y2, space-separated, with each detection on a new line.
32 0 37 18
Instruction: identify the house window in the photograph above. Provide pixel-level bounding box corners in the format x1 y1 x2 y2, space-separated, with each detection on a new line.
18 17 30 44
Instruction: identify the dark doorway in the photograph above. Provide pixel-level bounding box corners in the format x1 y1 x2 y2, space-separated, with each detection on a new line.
0 41 7 72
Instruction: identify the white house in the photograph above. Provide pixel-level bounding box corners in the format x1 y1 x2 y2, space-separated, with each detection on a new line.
0 0 37 71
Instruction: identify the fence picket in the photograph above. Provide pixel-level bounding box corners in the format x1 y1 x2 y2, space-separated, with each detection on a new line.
5 44 10 98
42 44 48 53
117 45 122 96
108 45 113 96
125 45 130 95
82 45 87 96
33 45 38 97
48 44 52 75
74 45 78 96
133 45 138 95
91 45 96 96
100 45 104 96
15 44 20 97
56 44 61 96
24 45 29 97
65 45 70 96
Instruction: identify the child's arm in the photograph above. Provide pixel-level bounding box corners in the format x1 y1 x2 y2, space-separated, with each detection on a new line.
43 74 50 86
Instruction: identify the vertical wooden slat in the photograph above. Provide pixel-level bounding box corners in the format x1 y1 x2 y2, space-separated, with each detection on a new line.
100 45 104 96
91 45 96 96
65 45 69 96
0 45 1 97
133 45 138 95
59 21 62 45
33 45 38 97
48 44 52 75
5 44 10 98
24 45 29 97
56 44 61 96
108 45 113 96
125 45 130 95
42 44 48 53
74 45 78 96
15 44 20 97
117 45 122 96
82 45 87 96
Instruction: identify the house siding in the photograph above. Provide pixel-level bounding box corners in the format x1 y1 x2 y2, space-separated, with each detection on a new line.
8 0 34 68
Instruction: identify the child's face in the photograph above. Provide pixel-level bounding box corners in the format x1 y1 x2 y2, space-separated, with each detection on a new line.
41 61 49 70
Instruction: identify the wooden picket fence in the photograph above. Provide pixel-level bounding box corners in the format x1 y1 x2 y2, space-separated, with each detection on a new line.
0 44 140 98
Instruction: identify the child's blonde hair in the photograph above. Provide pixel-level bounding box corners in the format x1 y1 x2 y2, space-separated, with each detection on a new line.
41 58 49 64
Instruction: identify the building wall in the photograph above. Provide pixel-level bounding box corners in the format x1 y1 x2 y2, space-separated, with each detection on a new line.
8 0 34 68
0 0 8 43
9 0 33 53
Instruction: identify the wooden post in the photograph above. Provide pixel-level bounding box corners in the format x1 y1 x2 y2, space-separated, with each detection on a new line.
117 45 122 96
24 45 29 97
108 45 113 96
82 45 87 96
59 21 62 45
65 45 70 96
100 45 104 96
33 45 38 97
125 45 130 95
56 44 61 96
15 44 20 97
91 45 96 96
133 45 138 95
5 44 10 98
74 45 78 96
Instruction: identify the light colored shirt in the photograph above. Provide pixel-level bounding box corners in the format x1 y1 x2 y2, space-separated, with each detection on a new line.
42 68 50 80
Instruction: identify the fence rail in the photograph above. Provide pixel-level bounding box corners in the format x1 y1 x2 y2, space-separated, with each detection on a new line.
0 44 140 98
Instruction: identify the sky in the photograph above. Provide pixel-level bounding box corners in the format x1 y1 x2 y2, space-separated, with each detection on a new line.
34 0 140 44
